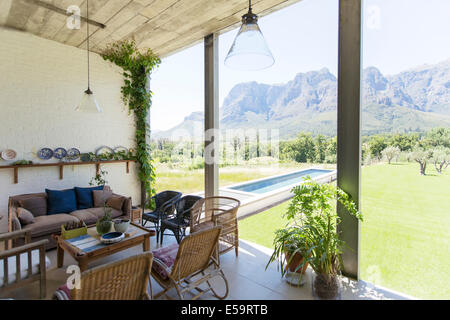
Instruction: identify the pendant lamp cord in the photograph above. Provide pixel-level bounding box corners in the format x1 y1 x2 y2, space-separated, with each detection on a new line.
249 0 252 12
86 0 90 91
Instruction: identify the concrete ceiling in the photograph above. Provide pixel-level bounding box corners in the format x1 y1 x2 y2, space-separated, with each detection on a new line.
0 0 302 57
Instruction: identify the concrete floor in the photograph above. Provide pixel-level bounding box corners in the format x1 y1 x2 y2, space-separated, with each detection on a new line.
0 229 413 300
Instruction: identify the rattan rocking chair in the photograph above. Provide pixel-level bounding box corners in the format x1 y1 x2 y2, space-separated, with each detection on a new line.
151 226 229 300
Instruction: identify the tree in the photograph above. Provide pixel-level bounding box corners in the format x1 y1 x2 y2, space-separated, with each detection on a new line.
244 136 250 161
291 133 316 163
411 148 431 175
403 151 413 163
232 136 241 163
368 135 388 160
424 127 450 149
389 133 419 151
256 131 261 158
430 147 450 174
381 146 400 164
314 134 327 163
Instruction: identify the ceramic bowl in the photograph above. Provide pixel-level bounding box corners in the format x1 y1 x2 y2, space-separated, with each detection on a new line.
114 219 130 233
100 232 124 244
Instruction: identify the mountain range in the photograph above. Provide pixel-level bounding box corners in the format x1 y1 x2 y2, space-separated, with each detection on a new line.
153 59 450 140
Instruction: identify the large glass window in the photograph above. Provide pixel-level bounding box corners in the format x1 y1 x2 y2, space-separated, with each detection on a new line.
360 0 450 299
219 0 338 249
150 44 205 195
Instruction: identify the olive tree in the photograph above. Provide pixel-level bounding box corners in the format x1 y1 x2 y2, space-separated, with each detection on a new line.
411 148 432 175
381 146 401 164
431 147 450 174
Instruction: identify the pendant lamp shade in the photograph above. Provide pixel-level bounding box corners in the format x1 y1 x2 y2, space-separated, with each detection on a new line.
76 89 102 113
76 0 101 113
224 1 274 71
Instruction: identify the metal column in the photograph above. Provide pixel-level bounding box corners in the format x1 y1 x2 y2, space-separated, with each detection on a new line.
204 34 219 200
337 0 363 279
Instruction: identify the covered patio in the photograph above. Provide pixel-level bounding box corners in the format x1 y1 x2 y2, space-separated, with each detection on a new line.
0 0 409 300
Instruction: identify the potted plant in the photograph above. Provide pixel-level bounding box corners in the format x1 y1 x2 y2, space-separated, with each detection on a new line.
267 177 362 299
96 206 113 235
266 226 310 285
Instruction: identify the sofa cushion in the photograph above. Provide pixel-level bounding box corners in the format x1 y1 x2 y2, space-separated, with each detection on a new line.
106 196 125 211
53 284 71 300
18 196 47 217
92 189 113 208
46 189 77 215
22 214 79 237
0 250 51 286
17 207 35 225
85 207 123 220
74 186 104 210
70 209 98 226
152 243 179 280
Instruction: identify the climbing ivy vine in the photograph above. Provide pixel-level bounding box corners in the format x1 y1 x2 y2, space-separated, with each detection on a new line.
102 40 161 208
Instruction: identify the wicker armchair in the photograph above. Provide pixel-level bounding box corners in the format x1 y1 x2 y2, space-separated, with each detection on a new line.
0 230 49 299
53 252 153 300
151 226 228 300
160 195 203 245
142 190 182 243
190 197 241 259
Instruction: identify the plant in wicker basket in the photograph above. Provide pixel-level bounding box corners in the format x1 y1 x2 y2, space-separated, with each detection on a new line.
96 206 113 235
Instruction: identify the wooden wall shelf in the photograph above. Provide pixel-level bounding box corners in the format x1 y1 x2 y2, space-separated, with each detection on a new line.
0 160 135 184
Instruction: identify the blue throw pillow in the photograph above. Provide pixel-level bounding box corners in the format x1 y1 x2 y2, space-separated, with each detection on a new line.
74 186 104 210
46 188 78 215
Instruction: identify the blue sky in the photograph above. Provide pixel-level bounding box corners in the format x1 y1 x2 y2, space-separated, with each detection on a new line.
150 0 450 131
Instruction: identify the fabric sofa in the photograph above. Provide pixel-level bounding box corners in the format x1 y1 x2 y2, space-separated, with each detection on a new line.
8 186 132 249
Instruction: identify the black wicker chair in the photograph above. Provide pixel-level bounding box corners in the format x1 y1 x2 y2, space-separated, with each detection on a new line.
159 195 203 245
142 190 182 243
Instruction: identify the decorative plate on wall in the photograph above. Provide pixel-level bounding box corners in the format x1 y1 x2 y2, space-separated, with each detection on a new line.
96 146 114 160
53 148 67 160
96 146 114 155
1 149 17 161
113 146 128 154
38 148 53 160
66 148 81 160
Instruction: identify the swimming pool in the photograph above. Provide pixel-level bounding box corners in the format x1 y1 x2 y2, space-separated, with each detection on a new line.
228 169 333 194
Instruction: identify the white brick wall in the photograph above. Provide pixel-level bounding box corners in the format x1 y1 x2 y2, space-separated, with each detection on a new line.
0 29 141 232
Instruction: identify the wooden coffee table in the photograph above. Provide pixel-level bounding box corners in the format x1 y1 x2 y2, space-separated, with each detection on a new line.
55 223 155 272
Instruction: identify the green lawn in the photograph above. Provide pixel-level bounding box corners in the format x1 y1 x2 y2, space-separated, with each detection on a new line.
239 163 450 299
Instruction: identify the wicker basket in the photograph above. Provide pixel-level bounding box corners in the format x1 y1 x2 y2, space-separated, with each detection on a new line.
61 224 87 240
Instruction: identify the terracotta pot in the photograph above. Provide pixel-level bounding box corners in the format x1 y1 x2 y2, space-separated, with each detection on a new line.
313 273 339 300
285 251 309 274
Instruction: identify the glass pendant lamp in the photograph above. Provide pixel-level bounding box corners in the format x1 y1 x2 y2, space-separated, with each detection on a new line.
224 0 275 71
75 0 101 113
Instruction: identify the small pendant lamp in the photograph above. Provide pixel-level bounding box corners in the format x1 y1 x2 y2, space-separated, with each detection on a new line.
76 0 101 113
224 0 275 71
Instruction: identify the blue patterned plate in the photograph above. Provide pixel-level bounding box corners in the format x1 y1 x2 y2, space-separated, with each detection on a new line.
53 148 67 160
66 148 81 160
38 148 53 160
